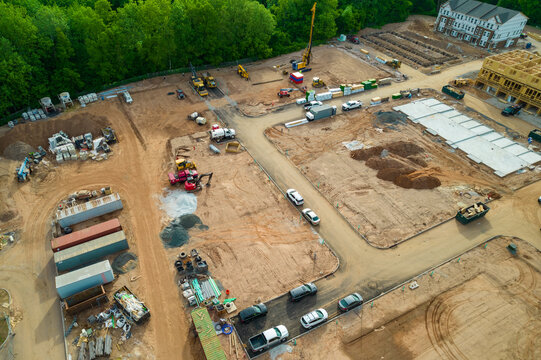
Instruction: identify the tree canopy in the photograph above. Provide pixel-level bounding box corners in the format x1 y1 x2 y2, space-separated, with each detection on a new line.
0 0 538 117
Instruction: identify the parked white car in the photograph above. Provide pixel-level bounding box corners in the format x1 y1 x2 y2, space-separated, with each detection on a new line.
342 100 362 111
302 208 320 225
303 100 323 110
300 309 328 329
286 189 304 206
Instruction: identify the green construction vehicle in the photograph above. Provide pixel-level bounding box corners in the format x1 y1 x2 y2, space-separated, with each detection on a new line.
442 85 464 100
455 202 490 224
528 129 541 143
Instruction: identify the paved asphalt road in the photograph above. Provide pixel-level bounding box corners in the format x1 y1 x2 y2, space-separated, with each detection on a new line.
212 59 541 358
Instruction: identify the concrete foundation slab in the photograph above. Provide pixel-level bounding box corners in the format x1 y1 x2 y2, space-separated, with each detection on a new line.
394 98 541 177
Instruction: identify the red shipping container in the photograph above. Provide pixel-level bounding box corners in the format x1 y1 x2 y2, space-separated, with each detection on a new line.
51 218 122 252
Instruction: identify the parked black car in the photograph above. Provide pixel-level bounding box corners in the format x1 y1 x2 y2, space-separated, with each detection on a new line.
239 303 267 323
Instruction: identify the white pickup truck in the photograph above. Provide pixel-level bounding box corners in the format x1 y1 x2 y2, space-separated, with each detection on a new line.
248 325 289 352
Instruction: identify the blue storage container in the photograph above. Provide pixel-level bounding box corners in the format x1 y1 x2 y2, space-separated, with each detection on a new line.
54 231 128 272
56 193 123 228
55 260 114 299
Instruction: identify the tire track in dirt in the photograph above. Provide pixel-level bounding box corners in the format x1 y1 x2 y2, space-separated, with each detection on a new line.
425 295 469 360
117 98 147 150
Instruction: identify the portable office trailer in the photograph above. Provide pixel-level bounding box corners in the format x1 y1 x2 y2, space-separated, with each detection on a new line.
51 218 122 252
56 193 123 228
55 260 114 299
54 231 128 272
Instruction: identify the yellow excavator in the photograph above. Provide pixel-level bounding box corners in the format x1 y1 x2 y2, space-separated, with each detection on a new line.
292 2 316 71
237 65 249 80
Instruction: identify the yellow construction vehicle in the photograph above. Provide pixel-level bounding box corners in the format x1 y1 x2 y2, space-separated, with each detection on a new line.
312 77 326 88
203 72 217 88
237 65 249 80
190 63 208 97
452 78 472 87
176 158 197 171
386 59 401 69
292 3 317 71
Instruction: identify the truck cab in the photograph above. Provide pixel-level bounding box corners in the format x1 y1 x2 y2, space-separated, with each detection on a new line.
249 325 288 352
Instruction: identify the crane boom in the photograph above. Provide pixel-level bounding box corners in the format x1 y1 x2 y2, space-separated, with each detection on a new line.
292 2 317 71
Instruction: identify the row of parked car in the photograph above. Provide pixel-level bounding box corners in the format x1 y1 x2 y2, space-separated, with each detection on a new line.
303 99 363 112
240 282 364 352
286 188 320 225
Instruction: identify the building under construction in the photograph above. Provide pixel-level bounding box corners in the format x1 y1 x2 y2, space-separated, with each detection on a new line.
475 50 541 115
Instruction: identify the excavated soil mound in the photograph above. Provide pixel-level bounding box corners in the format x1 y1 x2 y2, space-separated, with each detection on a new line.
351 146 384 161
376 167 414 181
394 173 441 189
365 157 405 170
373 111 408 129
2 141 36 161
351 141 441 189
387 141 424 157
0 113 110 152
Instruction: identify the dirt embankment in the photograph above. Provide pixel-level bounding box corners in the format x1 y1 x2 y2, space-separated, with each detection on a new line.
0 113 110 153
351 141 441 189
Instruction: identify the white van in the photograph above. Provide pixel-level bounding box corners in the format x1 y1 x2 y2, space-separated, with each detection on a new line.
123 91 133 104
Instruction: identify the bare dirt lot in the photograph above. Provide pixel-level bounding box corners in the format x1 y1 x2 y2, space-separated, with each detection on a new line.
357 16 496 74
0 71 337 359
269 236 541 360
265 90 538 248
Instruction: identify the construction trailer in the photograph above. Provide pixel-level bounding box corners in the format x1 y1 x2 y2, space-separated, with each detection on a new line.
475 50 541 115
40 97 56 113
56 193 123 228
55 260 115 299
58 92 73 109
292 3 317 71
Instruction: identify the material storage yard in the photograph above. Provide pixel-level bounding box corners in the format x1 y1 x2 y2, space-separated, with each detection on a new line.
0 14 540 360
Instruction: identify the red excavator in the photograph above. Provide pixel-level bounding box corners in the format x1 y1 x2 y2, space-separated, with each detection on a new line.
185 173 213 192
277 87 308 98
168 169 198 185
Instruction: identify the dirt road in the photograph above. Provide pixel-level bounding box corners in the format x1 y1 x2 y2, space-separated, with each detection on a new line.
224 60 541 354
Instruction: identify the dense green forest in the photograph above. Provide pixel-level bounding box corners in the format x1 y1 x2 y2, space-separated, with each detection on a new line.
0 0 538 117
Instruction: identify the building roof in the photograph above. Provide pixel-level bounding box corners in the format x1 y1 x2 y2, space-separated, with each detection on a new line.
447 0 526 23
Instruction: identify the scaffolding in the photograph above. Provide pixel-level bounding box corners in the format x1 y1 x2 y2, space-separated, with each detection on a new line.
475 50 541 115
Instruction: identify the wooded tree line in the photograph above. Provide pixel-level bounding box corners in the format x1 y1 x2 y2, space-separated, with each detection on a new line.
0 0 538 117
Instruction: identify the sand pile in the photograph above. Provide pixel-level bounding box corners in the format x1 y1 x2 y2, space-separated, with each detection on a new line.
3 141 36 161
351 141 441 189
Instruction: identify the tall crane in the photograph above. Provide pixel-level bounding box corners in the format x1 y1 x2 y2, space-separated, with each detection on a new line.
292 2 317 71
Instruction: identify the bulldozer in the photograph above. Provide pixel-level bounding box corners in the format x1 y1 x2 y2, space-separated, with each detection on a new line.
292 3 317 71
312 77 326 88
386 59 401 69
237 65 249 80
452 78 472 87
185 172 213 192
176 158 197 171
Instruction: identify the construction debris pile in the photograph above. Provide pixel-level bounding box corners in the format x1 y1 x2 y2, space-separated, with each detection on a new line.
48 127 117 163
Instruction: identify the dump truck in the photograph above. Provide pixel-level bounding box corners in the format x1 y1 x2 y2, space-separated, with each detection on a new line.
442 85 464 100
528 129 541 143
455 202 490 224
305 104 337 121
113 286 150 324
249 325 289 352
209 128 236 142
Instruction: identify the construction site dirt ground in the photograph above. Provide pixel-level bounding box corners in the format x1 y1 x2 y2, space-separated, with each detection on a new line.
0 69 338 358
354 15 510 74
266 236 541 360
265 89 540 248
